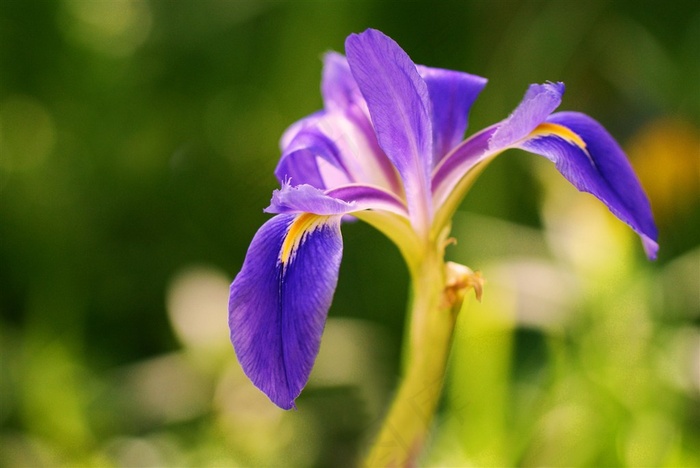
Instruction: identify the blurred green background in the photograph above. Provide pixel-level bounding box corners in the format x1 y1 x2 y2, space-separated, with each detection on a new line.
1 0 699 466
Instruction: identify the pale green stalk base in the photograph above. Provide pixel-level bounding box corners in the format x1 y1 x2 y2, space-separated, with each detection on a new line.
363 248 482 467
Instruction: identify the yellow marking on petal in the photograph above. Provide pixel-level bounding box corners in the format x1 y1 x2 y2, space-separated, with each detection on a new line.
530 122 587 150
279 213 330 266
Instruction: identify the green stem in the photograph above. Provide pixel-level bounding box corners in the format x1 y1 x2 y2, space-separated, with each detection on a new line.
363 249 479 467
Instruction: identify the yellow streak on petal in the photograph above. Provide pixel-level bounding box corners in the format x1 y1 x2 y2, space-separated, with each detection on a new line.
530 122 587 150
279 213 329 266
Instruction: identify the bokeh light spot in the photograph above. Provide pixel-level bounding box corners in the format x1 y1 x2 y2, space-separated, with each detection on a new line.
59 0 152 57
166 265 231 351
627 118 700 221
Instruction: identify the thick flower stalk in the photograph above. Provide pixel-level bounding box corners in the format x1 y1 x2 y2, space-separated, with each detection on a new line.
228 29 657 465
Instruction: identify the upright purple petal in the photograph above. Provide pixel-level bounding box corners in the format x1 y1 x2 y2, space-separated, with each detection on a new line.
489 82 565 149
229 213 343 409
315 108 402 193
417 65 487 162
519 112 659 258
322 52 360 111
281 92 402 193
346 29 434 231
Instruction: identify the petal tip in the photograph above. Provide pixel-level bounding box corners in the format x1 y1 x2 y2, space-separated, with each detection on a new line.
489 81 566 150
272 396 297 411
642 236 659 261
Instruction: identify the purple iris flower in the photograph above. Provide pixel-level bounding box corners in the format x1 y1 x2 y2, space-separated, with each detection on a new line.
229 28 658 410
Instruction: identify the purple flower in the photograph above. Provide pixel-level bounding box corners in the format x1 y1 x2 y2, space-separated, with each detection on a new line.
229 29 658 409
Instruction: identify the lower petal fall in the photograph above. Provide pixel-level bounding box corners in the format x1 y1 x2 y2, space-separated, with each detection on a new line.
229 213 344 409
521 112 659 259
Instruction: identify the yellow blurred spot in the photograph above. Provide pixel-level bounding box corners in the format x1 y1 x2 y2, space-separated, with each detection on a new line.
524 401 602 466
60 0 151 57
659 325 700 395
623 412 677 467
166 265 231 351
626 118 700 220
310 318 391 419
0 95 55 173
19 340 92 451
116 353 211 424
105 437 166 467
542 184 635 275
214 363 320 467
489 259 580 331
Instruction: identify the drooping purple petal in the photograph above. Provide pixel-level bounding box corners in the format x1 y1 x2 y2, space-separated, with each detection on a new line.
489 82 565 150
229 213 343 409
518 111 658 259
346 29 433 230
417 65 487 162
266 182 356 215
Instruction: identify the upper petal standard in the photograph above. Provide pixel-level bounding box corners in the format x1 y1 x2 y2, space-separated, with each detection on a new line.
345 29 434 232
416 65 487 162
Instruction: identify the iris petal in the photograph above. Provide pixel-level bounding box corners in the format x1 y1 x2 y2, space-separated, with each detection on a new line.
346 29 433 232
319 52 404 193
431 83 657 260
489 82 565 149
275 127 351 189
431 125 496 212
432 82 565 204
229 213 344 409
317 108 401 192
322 51 361 111
417 65 487 162
279 111 323 152
282 54 402 193
265 182 356 215
518 111 659 258
326 183 408 216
